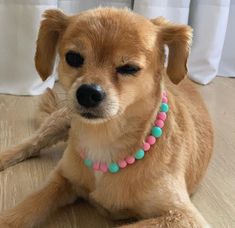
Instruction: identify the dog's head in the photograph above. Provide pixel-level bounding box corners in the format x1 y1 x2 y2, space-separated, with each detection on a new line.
35 8 192 122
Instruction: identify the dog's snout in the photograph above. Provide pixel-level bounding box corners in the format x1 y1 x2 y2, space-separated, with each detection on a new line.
76 84 105 108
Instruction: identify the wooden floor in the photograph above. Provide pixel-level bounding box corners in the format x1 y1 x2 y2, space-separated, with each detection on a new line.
0 77 235 227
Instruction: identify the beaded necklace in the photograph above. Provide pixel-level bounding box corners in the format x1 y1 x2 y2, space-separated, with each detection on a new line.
80 91 169 174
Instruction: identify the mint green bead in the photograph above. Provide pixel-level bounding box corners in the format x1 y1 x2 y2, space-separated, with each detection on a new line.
108 163 119 173
160 103 169 113
135 149 145 160
151 126 162 138
84 159 92 168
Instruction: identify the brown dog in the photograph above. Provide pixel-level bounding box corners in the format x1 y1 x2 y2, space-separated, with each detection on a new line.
0 7 213 227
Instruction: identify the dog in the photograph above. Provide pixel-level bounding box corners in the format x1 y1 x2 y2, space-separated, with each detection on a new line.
0 7 213 227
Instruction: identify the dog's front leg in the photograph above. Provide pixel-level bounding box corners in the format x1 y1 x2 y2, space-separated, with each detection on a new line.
119 202 210 228
0 167 77 228
0 107 71 171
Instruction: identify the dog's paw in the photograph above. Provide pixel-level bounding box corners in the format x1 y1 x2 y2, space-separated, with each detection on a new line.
0 152 10 172
116 223 142 228
0 148 27 172
0 157 4 171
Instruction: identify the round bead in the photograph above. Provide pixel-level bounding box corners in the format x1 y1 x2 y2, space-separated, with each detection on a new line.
135 149 145 160
146 135 156 145
162 96 168 103
84 159 92 168
151 126 162 138
157 112 167 121
93 161 100 171
163 91 167 97
100 163 108 173
160 103 169 113
125 156 135 165
143 142 151 151
108 163 120 173
155 119 164 128
118 160 127 168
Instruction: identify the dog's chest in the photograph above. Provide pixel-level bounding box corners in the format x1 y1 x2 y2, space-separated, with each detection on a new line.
88 174 138 219
93 171 103 185
76 133 120 164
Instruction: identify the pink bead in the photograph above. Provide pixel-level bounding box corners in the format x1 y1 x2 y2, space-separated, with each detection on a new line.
93 162 100 171
162 96 168 103
146 135 156 145
163 91 167 97
143 142 151 151
155 119 164 128
118 160 127 168
100 163 108 173
157 112 167 121
125 156 135 165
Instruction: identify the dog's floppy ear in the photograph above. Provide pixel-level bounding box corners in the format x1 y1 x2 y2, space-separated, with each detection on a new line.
35 9 68 81
151 17 192 84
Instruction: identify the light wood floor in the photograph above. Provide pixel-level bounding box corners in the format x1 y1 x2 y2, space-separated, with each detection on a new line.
0 77 235 227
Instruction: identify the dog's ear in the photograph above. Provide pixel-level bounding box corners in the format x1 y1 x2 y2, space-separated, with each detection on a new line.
35 9 68 81
151 17 192 84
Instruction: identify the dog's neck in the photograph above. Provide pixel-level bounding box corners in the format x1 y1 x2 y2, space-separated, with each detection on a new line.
70 85 163 164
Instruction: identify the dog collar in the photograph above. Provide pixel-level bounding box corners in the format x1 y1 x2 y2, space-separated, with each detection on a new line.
80 91 169 174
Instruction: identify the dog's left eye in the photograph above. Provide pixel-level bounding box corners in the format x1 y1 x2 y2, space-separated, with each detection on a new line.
116 64 141 75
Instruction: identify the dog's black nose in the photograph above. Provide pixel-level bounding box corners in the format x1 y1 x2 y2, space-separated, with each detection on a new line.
76 84 105 108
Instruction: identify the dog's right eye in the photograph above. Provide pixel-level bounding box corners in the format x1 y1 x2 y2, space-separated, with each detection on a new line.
116 64 141 76
65 51 84 68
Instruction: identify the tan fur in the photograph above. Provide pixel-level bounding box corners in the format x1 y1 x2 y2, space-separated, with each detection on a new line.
36 88 60 126
0 8 213 228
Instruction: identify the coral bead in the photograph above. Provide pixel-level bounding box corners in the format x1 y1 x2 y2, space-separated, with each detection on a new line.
84 159 92 168
108 163 120 173
143 142 151 151
93 162 100 171
146 135 156 145
160 103 169 113
125 156 135 164
151 126 162 138
162 96 168 103
118 160 127 168
157 112 167 121
155 119 164 128
135 149 145 160
100 163 108 172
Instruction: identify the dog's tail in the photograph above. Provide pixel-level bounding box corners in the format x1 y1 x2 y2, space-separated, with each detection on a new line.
36 88 60 127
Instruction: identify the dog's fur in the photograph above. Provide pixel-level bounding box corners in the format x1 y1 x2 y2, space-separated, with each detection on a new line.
0 8 213 227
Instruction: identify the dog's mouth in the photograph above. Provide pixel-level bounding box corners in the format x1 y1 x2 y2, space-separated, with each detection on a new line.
75 97 120 121
80 112 101 119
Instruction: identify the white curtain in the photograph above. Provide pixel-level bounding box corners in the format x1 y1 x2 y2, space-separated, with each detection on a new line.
0 0 234 95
